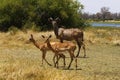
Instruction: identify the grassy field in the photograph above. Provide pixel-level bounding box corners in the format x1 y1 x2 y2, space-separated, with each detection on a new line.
0 27 120 80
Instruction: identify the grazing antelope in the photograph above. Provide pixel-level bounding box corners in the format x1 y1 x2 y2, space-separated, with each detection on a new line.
48 17 86 57
42 35 77 69
29 34 66 67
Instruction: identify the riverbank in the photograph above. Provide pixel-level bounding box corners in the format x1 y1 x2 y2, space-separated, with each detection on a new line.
90 20 120 23
90 21 120 27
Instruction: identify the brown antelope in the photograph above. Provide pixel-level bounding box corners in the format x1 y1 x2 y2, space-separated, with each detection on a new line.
42 35 77 69
48 17 86 57
41 35 66 68
29 34 66 67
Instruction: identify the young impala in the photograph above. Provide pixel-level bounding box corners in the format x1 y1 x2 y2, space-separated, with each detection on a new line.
42 35 78 69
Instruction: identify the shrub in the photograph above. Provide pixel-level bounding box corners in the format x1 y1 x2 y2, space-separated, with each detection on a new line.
0 0 88 32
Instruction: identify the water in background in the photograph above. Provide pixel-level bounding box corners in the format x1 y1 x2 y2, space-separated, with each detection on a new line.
91 22 120 27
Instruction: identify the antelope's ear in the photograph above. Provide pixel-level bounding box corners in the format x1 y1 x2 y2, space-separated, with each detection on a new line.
41 35 45 38
55 17 60 22
49 35 52 38
48 17 53 22
31 34 33 38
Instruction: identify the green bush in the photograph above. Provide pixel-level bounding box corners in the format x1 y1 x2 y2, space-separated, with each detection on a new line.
0 0 88 32
8 26 19 35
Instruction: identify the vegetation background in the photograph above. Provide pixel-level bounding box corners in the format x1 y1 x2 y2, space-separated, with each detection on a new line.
0 0 88 32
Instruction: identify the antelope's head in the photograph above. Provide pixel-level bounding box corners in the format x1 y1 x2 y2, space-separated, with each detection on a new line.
41 35 52 43
48 17 60 27
29 34 35 43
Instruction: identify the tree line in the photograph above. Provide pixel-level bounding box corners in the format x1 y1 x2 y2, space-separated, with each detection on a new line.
0 0 88 32
81 7 120 21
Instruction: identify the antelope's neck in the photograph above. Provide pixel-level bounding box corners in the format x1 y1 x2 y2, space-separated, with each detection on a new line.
53 25 59 37
47 41 56 52
33 41 40 49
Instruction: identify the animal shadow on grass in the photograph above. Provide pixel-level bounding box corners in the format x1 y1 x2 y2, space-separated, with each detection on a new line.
60 67 82 71
66 56 89 59
77 56 89 58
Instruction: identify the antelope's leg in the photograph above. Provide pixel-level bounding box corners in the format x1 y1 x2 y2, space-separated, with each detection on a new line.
83 44 86 58
75 57 77 70
53 54 56 67
67 52 74 69
55 54 61 68
76 40 82 57
43 51 52 66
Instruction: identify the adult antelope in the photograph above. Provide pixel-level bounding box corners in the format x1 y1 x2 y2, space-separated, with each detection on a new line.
29 34 66 67
42 35 77 69
48 17 86 57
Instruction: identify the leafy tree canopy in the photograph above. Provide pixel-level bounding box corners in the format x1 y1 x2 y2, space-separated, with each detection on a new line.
0 0 87 32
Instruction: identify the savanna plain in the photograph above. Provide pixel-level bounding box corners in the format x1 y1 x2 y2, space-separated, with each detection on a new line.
0 27 120 80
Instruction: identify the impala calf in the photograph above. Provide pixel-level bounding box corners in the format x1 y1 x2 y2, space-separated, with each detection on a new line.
41 35 66 68
43 35 78 69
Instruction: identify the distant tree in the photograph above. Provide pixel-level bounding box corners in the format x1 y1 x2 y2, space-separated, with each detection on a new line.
96 12 102 20
80 6 120 21
81 12 90 20
90 14 97 20
100 7 111 21
112 13 120 20
117 13 120 20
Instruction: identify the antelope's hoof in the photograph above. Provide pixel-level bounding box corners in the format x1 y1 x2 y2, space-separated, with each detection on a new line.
67 66 70 69
84 55 86 58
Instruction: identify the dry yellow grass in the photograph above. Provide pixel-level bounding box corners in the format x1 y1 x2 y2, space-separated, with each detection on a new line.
0 27 120 80
85 27 120 45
